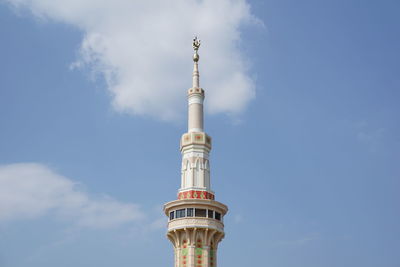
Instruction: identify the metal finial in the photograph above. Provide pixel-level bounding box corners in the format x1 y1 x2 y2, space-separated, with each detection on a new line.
192 36 201 51
192 36 201 62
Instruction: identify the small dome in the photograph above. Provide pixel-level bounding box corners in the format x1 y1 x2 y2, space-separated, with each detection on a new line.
193 52 200 62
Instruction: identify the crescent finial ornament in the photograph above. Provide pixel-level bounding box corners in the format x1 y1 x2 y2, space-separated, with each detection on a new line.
192 36 201 51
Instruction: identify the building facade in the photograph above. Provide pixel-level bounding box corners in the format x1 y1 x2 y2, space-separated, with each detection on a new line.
164 38 228 267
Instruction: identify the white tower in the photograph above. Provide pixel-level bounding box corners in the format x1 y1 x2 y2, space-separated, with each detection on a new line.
164 37 228 267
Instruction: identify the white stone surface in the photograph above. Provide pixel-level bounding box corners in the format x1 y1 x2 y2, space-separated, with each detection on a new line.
164 46 228 267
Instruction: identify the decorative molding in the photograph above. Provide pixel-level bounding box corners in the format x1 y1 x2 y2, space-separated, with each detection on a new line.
188 95 204 105
168 218 224 233
178 190 215 200
188 87 204 95
180 132 212 150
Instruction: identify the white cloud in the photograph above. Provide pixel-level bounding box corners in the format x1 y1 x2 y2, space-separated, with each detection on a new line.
0 163 144 228
5 0 258 121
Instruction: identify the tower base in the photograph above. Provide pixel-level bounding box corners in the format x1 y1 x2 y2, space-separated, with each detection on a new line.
164 199 228 267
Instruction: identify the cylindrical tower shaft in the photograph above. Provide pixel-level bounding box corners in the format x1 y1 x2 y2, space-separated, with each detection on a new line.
188 58 204 133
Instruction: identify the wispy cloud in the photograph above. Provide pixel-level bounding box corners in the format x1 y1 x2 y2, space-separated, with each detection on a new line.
0 163 144 228
355 120 386 151
357 128 386 143
5 0 259 121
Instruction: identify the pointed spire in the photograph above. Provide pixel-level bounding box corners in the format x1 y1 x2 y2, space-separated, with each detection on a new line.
192 36 201 88
187 36 205 133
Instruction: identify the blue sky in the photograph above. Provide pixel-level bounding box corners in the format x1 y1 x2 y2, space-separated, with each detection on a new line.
0 0 399 266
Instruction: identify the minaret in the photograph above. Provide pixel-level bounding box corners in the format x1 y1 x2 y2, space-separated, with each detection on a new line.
164 37 228 267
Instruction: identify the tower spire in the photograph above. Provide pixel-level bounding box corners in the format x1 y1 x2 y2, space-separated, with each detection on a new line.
164 38 228 267
188 36 204 133
192 36 201 88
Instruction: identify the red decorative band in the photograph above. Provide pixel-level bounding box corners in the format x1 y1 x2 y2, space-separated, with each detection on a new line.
178 190 215 200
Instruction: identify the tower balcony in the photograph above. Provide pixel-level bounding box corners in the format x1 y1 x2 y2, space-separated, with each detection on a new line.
164 199 228 233
164 199 227 267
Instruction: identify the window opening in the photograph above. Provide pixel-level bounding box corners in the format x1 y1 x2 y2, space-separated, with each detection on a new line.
208 209 214 218
176 209 186 218
187 208 194 217
195 208 207 217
